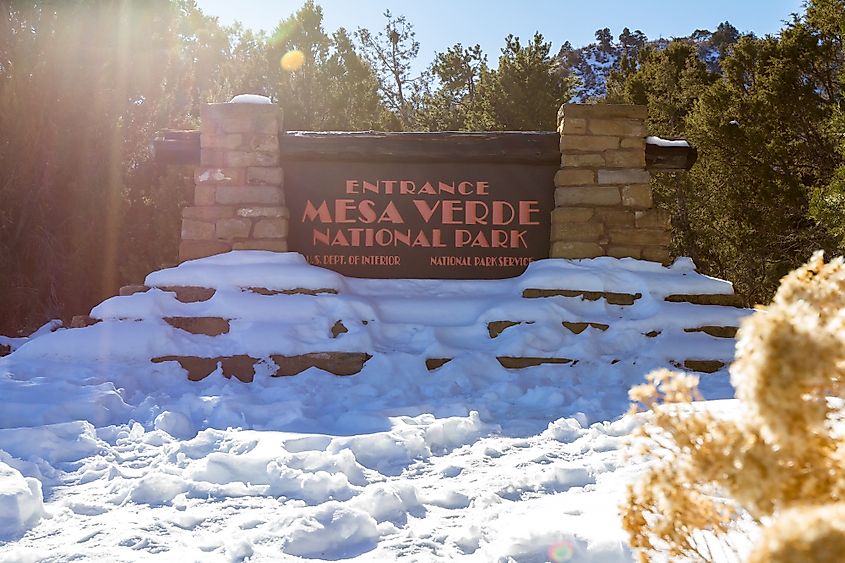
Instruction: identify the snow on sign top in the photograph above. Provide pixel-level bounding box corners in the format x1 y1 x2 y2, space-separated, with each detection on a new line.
229 94 272 104
646 136 690 148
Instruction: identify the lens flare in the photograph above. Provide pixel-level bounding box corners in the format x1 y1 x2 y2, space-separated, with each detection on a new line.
548 540 574 562
280 50 305 72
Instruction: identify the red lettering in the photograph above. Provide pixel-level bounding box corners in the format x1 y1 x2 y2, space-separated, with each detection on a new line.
492 202 515 225
335 199 356 224
442 200 463 224
414 200 441 223
378 202 404 223
518 201 540 225
455 229 472 247
465 201 488 225
303 201 332 223
359 200 377 224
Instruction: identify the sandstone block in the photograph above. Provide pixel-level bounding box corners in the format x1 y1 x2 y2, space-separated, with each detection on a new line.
683 326 738 338
554 168 595 187
222 117 278 135
215 217 252 239
606 245 642 259
635 209 671 229
194 185 216 206
664 294 744 307
216 185 284 205
560 117 587 135
487 321 522 338
561 321 606 334
270 352 372 377
165 317 230 336
561 153 606 168
683 360 725 374
253 218 288 238
181 219 215 240
220 355 258 383
522 288 641 305
597 169 650 185
551 222 604 242
554 186 620 207
642 246 672 263
604 149 646 168
594 208 635 226
151 356 217 382
246 167 283 186
331 321 348 338
194 167 245 186
426 358 452 371
182 206 234 220
560 134 620 153
179 240 230 262
497 357 574 368
158 286 216 302
561 103 647 120
237 206 290 218
245 134 279 152
621 137 646 149
119 285 149 296
621 184 653 208
70 315 100 328
608 228 671 246
551 207 594 223
588 118 646 137
233 239 288 252
200 133 243 150
202 150 279 168
550 241 604 259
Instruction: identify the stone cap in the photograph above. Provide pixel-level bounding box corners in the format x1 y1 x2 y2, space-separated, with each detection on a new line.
558 103 648 127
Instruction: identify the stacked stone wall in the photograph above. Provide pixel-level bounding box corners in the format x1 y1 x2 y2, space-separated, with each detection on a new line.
178 101 672 264
551 103 671 262
179 103 289 261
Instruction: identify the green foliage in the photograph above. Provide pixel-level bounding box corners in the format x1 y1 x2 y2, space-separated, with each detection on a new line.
269 2 388 130
416 43 486 131
356 10 422 129
607 2 845 303
0 0 208 333
468 33 575 130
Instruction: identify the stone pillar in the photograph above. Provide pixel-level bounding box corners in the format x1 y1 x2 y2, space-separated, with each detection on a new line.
551 103 671 263
179 102 288 262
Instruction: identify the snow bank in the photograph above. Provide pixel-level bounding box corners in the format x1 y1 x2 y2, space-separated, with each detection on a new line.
6 252 746 368
0 252 748 560
0 462 44 540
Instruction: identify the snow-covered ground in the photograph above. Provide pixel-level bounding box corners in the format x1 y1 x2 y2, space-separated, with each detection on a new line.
0 253 745 562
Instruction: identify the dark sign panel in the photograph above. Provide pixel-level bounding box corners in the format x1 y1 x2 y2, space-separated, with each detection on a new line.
281 133 558 279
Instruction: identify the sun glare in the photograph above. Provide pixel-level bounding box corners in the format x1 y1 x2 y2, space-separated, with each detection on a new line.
280 49 305 72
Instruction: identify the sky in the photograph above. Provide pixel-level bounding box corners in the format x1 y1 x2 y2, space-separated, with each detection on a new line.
195 0 805 69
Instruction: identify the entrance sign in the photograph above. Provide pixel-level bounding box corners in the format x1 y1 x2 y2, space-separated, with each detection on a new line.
174 102 678 273
281 132 558 279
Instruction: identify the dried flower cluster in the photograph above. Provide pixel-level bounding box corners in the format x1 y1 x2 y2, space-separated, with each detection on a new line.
622 252 845 562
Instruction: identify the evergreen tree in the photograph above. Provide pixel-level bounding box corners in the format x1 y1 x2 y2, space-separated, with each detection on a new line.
470 33 575 130
356 10 422 129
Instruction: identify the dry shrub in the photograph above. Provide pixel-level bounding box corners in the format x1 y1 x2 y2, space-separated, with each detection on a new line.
623 251 845 562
